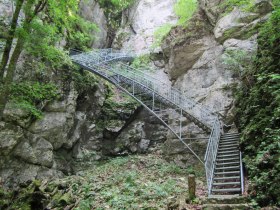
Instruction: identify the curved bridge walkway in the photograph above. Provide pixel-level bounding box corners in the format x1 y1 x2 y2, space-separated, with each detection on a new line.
70 49 244 196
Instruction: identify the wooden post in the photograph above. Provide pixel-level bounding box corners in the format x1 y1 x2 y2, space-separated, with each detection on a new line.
188 174 196 199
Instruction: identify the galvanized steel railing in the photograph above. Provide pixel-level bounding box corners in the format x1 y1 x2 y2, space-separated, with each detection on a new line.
70 48 222 194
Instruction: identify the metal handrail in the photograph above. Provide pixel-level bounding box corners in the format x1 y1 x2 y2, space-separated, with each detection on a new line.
240 152 244 194
70 49 224 194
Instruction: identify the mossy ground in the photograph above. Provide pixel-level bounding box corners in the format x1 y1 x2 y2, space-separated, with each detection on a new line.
0 154 206 210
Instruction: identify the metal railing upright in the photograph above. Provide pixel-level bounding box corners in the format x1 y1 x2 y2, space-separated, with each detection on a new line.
70 49 224 195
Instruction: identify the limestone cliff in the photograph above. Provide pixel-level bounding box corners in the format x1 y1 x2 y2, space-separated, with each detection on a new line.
0 0 273 187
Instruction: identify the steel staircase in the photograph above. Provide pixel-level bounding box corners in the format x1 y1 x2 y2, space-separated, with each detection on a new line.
69 49 244 196
211 133 244 195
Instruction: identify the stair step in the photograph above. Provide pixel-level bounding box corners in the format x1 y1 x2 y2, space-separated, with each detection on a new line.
216 161 240 166
211 188 241 193
219 139 239 143
217 153 239 158
219 145 239 149
218 150 239 155
215 166 240 171
214 176 240 181
222 133 240 137
218 146 238 151
213 182 240 186
216 157 240 162
219 141 239 145
215 171 240 175
219 141 238 145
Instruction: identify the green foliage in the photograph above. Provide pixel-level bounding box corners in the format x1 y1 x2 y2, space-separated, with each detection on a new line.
151 0 198 48
1 154 206 209
174 0 198 26
221 0 253 13
152 24 173 49
19 0 97 61
9 82 58 119
98 0 134 29
234 1 280 206
70 68 99 93
222 49 256 80
131 54 152 71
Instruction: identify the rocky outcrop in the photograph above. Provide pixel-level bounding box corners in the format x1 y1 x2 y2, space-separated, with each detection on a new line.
111 0 273 166
113 0 178 52
214 5 272 43
79 0 108 48
0 0 274 187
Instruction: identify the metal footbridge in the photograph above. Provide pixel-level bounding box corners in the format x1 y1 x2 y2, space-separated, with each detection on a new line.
70 48 244 196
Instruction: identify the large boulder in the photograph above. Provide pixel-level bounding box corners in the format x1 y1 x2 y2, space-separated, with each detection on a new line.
29 112 73 150
13 134 54 168
0 122 24 156
167 36 213 80
214 1 272 43
3 102 31 128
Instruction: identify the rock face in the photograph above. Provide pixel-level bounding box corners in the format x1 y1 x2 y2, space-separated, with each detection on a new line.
112 0 272 164
0 0 273 186
113 0 177 53
79 0 108 48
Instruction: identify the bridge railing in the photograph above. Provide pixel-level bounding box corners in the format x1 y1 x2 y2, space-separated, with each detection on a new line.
204 117 221 194
107 62 217 128
71 49 224 192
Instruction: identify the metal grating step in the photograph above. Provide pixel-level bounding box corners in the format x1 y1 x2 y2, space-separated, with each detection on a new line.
217 150 239 155
214 176 240 181
216 157 240 162
219 144 239 149
216 161 240 166
221 133 240 137
219 141 239 145
212 182 240 186
215 171 240 175
217 153 239 158
215 166 240 171
218 146 239 151
211 188 241 193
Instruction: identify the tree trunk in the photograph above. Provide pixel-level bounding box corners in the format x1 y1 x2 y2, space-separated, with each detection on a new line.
0 0 25 82
0 0 47 120
0 37 25 120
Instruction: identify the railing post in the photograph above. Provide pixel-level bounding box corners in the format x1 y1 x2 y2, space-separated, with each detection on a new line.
132 80 135 95
180 108 182 138
152 92 155 110
240 152 244 194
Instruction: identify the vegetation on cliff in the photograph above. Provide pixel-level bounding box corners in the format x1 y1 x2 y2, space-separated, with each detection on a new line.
152 0 198 49
234 0 280 206
0 0 96 120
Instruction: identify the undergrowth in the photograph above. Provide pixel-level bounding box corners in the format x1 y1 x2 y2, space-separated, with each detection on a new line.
0 154 206 209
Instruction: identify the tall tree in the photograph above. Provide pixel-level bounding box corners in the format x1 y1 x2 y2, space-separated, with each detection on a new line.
0 0 96 120
0 0 25 81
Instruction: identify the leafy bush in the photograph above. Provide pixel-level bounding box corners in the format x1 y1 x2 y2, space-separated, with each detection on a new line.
152 24 173 49
131 54 152 71
98 0 134 29
9 82 58 119
174 0 198 26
